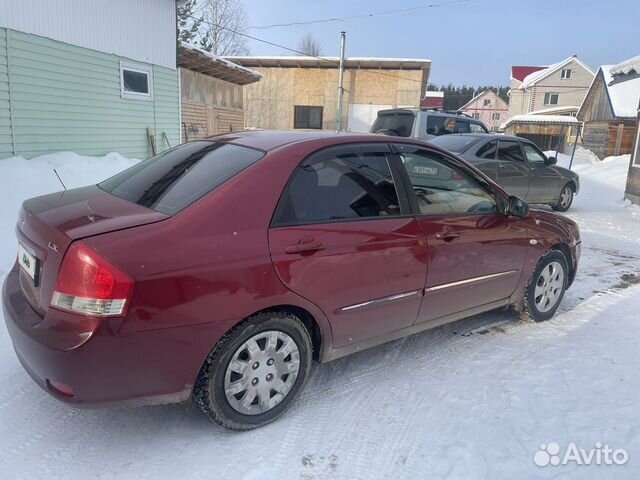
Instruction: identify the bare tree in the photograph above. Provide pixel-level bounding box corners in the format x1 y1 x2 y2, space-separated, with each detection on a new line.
196 0 250 56
298 33 322 57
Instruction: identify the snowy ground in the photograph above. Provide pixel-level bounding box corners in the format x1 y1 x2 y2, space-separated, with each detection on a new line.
1 149 640 479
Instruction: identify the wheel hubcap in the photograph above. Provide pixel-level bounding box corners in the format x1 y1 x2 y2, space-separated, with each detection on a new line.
224 330 300 415
534 261 565 312
560 187 571 207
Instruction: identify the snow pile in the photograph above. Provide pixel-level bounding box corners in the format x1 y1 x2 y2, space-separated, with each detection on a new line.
0 152 138 279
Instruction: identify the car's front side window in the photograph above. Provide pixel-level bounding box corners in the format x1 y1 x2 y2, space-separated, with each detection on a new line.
272 146 402 226
395 146 497 216
522 143 547 165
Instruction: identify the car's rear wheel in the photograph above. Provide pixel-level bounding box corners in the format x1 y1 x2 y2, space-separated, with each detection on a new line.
524 250 569 322
193 311 312 430
552 184 574 212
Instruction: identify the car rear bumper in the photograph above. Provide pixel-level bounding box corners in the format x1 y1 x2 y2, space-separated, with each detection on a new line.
2 264 210 407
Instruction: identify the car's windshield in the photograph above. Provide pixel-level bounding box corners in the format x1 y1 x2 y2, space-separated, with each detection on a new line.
370 112 415 137
99 141 264 215
429 135 481 153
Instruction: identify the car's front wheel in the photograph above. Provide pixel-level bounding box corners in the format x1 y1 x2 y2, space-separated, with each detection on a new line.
552 184 574 212
524 250 569 322
193 311 312 430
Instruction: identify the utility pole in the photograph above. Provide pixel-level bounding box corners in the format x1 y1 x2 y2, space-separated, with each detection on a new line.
336 31 346 132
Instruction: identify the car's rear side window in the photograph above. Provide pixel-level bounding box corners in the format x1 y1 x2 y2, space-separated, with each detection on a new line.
497 141 525 162
371 112 415 137
273 146 402 226
477 140 498 159
426 116 471 136
429 135 479 153
99 141 264 215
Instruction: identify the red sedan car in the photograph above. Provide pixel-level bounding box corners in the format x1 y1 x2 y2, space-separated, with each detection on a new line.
2 131 580 430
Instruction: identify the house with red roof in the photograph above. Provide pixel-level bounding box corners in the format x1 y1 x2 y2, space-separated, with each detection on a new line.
420 91 444 109
508 56 594 118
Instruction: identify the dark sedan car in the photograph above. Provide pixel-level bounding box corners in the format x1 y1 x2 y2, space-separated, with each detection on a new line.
3 131 580 430
428 134 580 211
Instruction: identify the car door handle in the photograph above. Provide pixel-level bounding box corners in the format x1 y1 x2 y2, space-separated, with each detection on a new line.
434 230 460 242
285 240 325 254
498 163 506 169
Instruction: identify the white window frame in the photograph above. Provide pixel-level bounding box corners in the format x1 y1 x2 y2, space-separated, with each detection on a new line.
483 99 491 106
561 68 572 80
120 62 153 101
544 93 559 105
492 112 501 120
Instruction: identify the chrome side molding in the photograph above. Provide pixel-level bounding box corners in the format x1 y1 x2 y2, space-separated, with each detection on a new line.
425 270 519 292
339 290 422 313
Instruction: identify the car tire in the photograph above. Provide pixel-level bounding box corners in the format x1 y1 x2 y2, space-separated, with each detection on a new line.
523 250 569 322
552 184 574 212
193 311 312 430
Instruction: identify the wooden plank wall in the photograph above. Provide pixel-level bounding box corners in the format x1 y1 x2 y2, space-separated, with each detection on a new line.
214 107 244 134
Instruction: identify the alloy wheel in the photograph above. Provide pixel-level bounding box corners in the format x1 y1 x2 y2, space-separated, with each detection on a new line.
534 261 565 313
559 187 572 208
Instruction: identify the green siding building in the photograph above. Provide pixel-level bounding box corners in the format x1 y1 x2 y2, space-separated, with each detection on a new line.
0 0 181 160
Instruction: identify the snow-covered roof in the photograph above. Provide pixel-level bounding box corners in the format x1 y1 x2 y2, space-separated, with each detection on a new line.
224 56 431 70
424 91 444 98
610 55 640 76
602 66 640 119
501 114 581 129
518 56 593 89
178 42 262 85
529 105 580 115
457 89 508 111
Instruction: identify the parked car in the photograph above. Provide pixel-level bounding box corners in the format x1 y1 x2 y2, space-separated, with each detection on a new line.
428 134 580 212
370 108 489 139
3 131 581 430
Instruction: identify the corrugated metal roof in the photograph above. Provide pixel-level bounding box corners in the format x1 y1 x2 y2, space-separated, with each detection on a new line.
224 56 431 70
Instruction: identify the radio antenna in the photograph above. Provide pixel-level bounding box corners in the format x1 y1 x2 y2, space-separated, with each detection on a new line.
53 169 67 191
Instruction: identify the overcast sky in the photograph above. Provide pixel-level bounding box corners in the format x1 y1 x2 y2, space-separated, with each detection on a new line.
242 0 638 86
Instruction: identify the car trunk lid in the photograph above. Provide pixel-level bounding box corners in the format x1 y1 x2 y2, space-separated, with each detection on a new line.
16 185 168 317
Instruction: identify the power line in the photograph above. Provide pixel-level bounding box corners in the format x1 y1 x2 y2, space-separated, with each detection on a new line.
184 13 428 85
248 0 476 30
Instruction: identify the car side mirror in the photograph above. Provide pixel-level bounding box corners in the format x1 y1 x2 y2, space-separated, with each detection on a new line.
546 156 557 165
506 195 529 217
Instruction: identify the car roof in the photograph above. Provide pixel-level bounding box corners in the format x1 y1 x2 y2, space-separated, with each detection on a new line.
376 108 480 121
207 129 415 152
208 130 389 151
437 133 532 143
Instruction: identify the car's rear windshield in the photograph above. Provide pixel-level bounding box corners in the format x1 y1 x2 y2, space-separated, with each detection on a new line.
99 141 264 215
428 135 481 153
371 112 415 137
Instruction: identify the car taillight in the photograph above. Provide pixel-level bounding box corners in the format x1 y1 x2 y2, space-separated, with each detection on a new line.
51 243 133 316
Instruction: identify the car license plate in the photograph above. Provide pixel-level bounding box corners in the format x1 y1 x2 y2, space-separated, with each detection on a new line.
18 243 37 281
413 166 438 175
